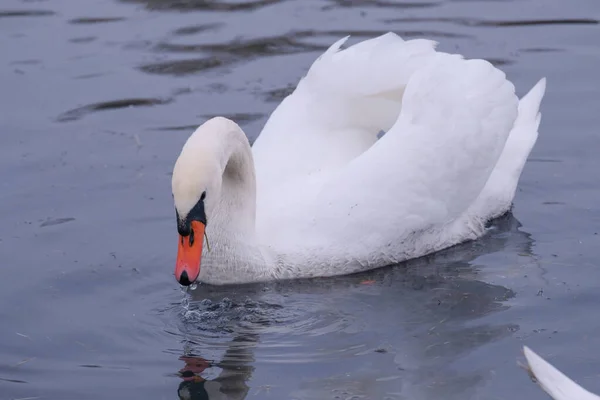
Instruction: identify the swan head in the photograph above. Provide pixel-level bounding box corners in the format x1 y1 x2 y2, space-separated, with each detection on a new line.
171 119 228 286
171 117 255 286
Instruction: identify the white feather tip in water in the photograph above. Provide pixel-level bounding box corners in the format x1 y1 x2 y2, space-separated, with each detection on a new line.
522 346 600 400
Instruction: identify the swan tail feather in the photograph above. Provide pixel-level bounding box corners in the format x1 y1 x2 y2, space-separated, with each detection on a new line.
523 346 600 400
469 77 547 221
517 77 547 131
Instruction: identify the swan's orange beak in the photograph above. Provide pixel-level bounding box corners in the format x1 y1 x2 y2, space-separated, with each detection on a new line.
175 220 204 286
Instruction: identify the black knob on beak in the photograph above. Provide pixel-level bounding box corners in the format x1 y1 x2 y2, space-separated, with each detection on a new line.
178 270 192 286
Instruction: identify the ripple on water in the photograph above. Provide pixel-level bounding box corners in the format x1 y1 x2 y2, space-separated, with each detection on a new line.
69 36 97 44
178 294 354 337
68 17 126 24
154 34 326 56
172 23 224 36
56 97 173 122
138 58 228 76
199 113 264 124
121 0 281 11
262 86 295 103
165 283 368 367
138 32 327 77
325 0 441 10
384 16 599 27
148 113 264 132
0 10 55 18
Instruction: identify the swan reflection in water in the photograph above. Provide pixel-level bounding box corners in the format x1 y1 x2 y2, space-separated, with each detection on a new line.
177 335 256 400
173 213 537 400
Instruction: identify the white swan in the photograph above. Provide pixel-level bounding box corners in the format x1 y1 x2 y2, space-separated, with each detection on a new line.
171 32 547 286
524 346 600 400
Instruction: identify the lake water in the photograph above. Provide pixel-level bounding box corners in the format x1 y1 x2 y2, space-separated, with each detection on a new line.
1 0 599 399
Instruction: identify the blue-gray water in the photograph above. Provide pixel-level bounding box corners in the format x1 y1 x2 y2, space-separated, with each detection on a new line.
1 0 599 399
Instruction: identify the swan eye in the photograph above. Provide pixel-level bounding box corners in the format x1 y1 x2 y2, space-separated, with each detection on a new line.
200 191 206 201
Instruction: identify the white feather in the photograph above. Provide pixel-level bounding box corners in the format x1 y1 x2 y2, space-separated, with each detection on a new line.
523 346 600 400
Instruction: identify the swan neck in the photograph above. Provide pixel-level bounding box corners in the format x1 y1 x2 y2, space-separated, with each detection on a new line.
216 127 256 233
200 119 273 283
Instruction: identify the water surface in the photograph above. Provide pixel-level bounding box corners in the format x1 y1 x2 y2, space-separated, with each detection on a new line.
1 0 600 399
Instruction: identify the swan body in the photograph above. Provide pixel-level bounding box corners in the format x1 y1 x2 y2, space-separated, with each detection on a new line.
524 346 600 400
171 32 547 285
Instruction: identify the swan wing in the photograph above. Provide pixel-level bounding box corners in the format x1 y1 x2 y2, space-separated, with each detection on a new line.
307 53 519 257
252 33 438 193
